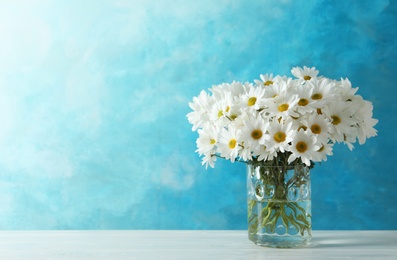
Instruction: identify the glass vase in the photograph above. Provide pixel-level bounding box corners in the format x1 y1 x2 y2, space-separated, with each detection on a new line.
247 162 312 248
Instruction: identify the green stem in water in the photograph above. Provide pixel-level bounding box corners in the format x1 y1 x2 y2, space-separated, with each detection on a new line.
247 158 312 238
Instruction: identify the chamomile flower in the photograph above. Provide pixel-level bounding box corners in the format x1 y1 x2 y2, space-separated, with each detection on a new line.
211 81 245 100
224 101 243 122
239 144 254 161
187 65 377 168
307 78 336 105
187 90 213 131
293 83 323 115
354 100 378 145
240 83 266 110
288 130 320 166
254 144 277 162
254 73 277 87
343 130 358 151
201 153 217 169
315 142 333 162
263 78 290 99
195 125 219 156
267 92 299 119
290 115 309 132
291 66 319 81
209 99 232 127
210 83 230 100
266 119 294 153
240 114 270 151
217 126 241 163
336 78 359 101
323 101 357 143
306 114 331 143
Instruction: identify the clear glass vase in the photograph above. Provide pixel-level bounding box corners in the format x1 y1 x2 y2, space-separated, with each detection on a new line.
247 162 312 248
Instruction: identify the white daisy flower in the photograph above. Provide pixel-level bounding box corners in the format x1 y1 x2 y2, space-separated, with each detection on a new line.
315 142 334 162
274 75 292 84
240 114 270 151
240 83 266 110
210 83 230 100
217 126 241 163
293 83 323 115
254 73 278 87
343 130 358 151
210 81 245 100
263 78 290 99
201 153 217 169
335 78 359 101
254 145 277 162
290 114 309 132
266 119 294 153
229 81 247 97
288 130 320 166
195 125 219 156
209 99 232 127
354 100 378 145
267 92 299 119
224 101 243 122
187 65 378 169
186 90 213 131
291 66 319 81
306 114 331 143
307 78 336 105
239 144 254 161
322 101 357 143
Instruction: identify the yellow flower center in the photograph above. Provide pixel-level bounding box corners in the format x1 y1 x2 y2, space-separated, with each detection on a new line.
331 115 341 125
217 110 223 118
298 125 307 131
230 114 238 120
228 139 237 149
210 139 216 145
225 106 230 113
248 97 257 106
310 124 322 134
304 75 311 80
274 132 286 143
264 80 273 86
251 129 263 140
298 98 309 106
278 103 289 112
296 141 308 153
311 93 323 100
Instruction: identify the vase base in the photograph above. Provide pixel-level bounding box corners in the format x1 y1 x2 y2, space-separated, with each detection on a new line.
249 234 311 248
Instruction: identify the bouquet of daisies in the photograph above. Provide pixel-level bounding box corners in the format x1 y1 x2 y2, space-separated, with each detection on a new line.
187 66 378 168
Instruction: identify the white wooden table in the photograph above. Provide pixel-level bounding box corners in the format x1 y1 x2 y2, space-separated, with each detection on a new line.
0 230 396 259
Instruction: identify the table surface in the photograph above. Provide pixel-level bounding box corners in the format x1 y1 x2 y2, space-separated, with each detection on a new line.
0 230 396 259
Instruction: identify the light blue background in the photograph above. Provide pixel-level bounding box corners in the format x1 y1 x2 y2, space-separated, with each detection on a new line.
0 0 395 230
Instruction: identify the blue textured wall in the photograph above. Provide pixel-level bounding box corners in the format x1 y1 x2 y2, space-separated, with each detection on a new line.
0 0 395 230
